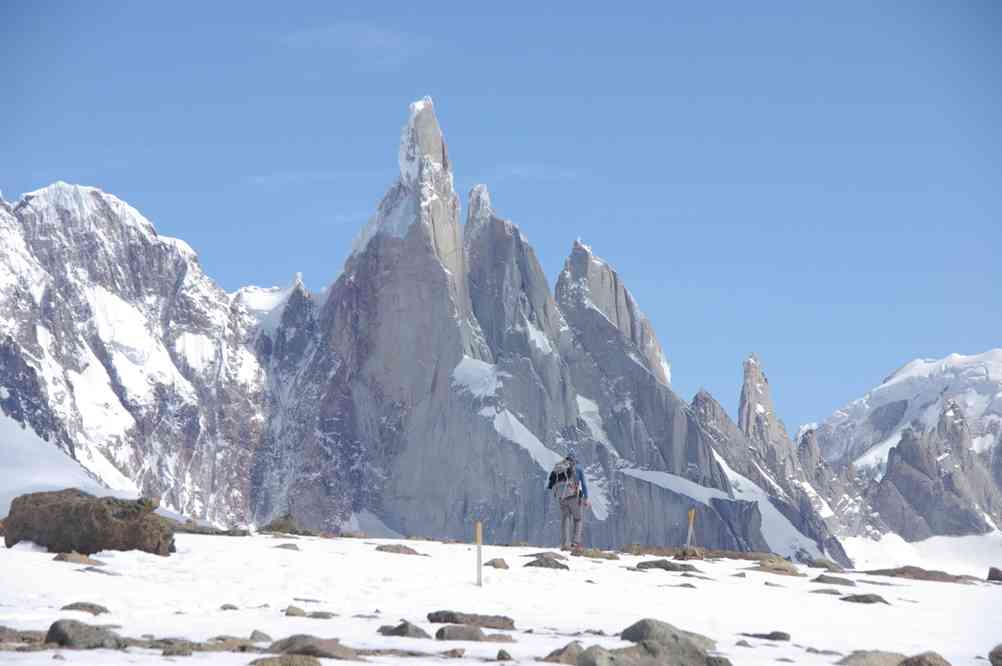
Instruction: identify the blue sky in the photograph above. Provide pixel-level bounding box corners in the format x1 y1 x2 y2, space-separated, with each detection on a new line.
2 2 1000 431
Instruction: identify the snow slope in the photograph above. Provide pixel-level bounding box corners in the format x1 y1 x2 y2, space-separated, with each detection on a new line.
843 530 1002 578
0 533 998 665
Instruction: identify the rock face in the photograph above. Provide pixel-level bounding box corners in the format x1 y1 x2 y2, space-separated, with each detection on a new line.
4 489 174 555
0 98 850 559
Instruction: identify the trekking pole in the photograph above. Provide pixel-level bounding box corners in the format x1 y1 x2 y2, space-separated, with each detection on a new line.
475 521 483 587
686 508 696 548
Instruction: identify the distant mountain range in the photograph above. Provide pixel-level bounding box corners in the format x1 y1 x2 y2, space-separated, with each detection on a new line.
2 97 999 566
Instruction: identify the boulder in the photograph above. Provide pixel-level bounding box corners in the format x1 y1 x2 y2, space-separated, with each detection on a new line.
484 558 509 569
269 635 359 660
578 639 731 666
901 653 951 666
990 644 1002 666
543 641 584 663
837 651 908 666
812 574 856 587
4 490 175 556
427 611 515 630
52 552 104 566
525 557 569 570
862 566 972 584
739 631 790 641
0 626 46 644
307 612 337 620
497 649 513 661
435 625 486 641
636 559 699 573
442 648 466 658
45 620 123 649
841 594 890 605
251 630 274 643
162 645 194 656
378 620 430 639
60 602 109 616
573 548 620 560
524 551 567 561
376 544 422 556
988 567 1002 582
620 618 715 652
810 589 843 596
220 604 238 611
260 513 317 537
747 557 803 577
285 606 307 617
251 656 323 666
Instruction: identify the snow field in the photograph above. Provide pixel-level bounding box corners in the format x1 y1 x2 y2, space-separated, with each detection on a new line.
1 533 999 665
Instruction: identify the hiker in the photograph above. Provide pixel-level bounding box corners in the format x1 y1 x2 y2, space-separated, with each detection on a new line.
547 453 589 549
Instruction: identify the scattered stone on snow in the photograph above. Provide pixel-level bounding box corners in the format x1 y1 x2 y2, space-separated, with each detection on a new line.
523 551 567 561
810 588 843 596
813 574 856 587
836 650 908 666
251 630 274 643
901 652 952 666
220 604 238 611
435 625 486 641
427 611 515 630
378 620 430 639
841 594 890 605
862 566 974 584
740 631 790 641
484 558 509 569
77 566 121 576
268 635 359 660
572 548 619 560
284 606 306 617
807 557 845 573
260 513 317 537
274 543 300 551
525 557 569 570
636 559 699 573
620 618 715 652
251 655 323 666
162 645 193 656
989 644 1002 666
376 544 423 556
806 646 843 656
307 612 337 620
746 557 804 577
763 581 784 588
60 602 109 616
735 640 752 647
441 648 466 658
497 648 513 661
543 641 584 664
987 567 1002 582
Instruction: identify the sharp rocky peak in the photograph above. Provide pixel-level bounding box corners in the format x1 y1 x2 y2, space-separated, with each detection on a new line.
398 96 448 186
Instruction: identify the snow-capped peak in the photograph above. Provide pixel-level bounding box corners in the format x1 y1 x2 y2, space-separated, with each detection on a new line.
233 275 307 336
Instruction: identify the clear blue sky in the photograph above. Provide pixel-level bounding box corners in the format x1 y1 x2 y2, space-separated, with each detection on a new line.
2 2 1000 432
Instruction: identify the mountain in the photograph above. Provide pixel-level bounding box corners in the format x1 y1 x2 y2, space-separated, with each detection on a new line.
812 350 1002 543
0 98 846 563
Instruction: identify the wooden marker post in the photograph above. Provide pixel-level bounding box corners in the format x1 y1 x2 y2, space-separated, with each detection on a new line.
475 521 483 587
686 508 696 547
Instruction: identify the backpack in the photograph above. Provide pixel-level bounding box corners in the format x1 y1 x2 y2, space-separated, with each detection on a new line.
549 459 580 500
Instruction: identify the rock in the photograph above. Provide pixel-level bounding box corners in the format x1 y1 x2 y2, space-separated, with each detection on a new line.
901 653 951 666
740 631 790 641
378 621 431 639
543 641 584 663
674 583 698 589
636 559 699 573
376 544 422 556
987 567 1002 582
747 557 803 577
572 548 620 560
813 574 856 587
486 634 516 643
307 612 337 620
441 648 466 658
989 644 1002 666
435 625 487 641
484 558 509 569
162 645 193 656
251 656 323 666
763 581 784 588
4 490 175 556
620 618 715 652
807 647 844 656
578 639 730 666
60 602 109 616
731 572 747 578
0 626 47 644
269 635 359 660
524 551 568 561
251 630 273 642
809 557 845 573
427 611 514 630
675 546 705 561
260 513 317 537
52 553 104 566
284 606 307 617
810 588 843 596
220 604 238 611
45 620 123 649
837 651 908 666
497 649 512 661
525 557 569 570
735 640 752 647
293 598 322 604
841 594 890 605
274 543 300 551
863 566 972 584
167 517 250 537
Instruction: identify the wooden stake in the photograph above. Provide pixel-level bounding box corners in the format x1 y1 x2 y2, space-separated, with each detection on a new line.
475 521 483 587
686 508 696 547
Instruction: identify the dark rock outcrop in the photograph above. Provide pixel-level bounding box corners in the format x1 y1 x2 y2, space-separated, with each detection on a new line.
45 620 123 649
4 490 174 556
427 611 514 630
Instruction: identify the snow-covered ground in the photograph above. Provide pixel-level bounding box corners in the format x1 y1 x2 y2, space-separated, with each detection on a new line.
1 533 999 665
843 530 1002 578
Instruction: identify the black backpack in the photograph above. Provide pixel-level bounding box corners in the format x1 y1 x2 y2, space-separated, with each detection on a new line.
548 458 580 500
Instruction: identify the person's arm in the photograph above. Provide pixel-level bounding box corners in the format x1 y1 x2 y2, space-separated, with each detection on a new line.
577 467 589 500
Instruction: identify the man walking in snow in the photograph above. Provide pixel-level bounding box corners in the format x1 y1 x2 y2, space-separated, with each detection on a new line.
547 454 589 550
